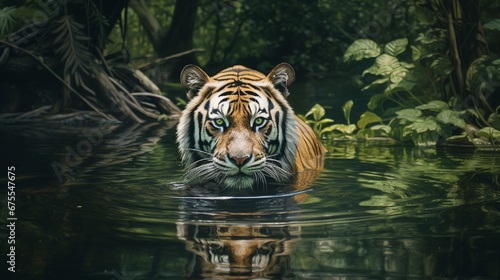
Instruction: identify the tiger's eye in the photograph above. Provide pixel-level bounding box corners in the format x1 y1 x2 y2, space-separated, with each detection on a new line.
214 118 225 126
254 117 264 125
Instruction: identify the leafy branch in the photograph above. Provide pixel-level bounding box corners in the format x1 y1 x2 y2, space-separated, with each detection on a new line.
298 102 358 140
0 6 16 38
52 15 94 94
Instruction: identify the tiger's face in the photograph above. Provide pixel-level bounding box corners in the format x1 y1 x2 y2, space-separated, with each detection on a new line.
177 63 299 189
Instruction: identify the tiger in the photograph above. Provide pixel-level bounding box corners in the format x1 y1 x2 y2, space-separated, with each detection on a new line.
176 63 327 190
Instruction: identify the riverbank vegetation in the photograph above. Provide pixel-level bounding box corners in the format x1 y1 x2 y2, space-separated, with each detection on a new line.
307 1 500 147
0 0 498 145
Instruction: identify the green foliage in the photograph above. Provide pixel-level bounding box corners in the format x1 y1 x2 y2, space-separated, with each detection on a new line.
388 100 466 146
357 111 382 130
343 39 381 62
299 102 359 140
483 19 500 31
298 103 336 139
51 15 94 94
344 36 446 112
175 97 187 107
477 127 500 145
106 0 500 77
0 6 16 38
465 55 500 128
343 30 500 147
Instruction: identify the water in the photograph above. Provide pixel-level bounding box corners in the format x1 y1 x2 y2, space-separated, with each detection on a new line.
1 121 500 280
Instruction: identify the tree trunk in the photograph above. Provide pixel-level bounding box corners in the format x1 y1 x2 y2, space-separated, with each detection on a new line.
129 0 199 78
160 0 199 74
430 0 489 98
128 0 162 53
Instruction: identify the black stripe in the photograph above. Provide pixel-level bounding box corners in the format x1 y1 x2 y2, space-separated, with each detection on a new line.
204 88 214 99
267 97 274 111
242 90 261 97
210 108 221 114
217 83 237 91
188 111 195 153
218 90 237 97
245 84 262 91
196 112 204 151
249 97 260 103
278 109 288 156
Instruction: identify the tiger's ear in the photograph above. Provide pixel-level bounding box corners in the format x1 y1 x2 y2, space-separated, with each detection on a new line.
267 63 295 98
180 65 210 100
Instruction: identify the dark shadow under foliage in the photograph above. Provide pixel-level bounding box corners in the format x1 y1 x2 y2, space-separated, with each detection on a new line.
0 0 181 123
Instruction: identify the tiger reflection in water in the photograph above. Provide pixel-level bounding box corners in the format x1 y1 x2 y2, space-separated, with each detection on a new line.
177 221 299 278
175 163 324 278
175 157 322 278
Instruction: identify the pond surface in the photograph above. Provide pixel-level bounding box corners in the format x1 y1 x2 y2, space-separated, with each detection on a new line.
1 120 500 280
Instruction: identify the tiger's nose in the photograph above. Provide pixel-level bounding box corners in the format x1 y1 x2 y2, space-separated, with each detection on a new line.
229 155 251 166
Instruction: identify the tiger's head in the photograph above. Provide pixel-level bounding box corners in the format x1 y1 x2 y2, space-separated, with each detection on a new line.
176 63 299 189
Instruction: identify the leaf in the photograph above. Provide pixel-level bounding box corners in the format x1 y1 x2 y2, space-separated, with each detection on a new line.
52 16 93 77
304 104 325 121
477 127 500 140
343 39 381 62
357 111 382 129
312 104 326 121
389 67 409 84
411 45 422 61
466 108 481 119
316 118 335 125
376 54 399 67
371 124 391 134
0 6 16 38
367 94 385 110
488 112 500 130
399 62 415 69
343 100 353 124
375 54 399 76
446 132 471 144
395 109 422 122
466 55 492 91
357 126 391 138
322 124 357 135
362 78 389 91
391 74 417 92
415 6 436 25
384 38 408 57
430 57 454 76
403 117 439 136
436 110 466 128
362 63 379 77
484 19 500 31
416 100 449 112
0 48 9 65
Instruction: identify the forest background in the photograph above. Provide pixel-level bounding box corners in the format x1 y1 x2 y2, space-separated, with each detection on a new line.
0 0 499 146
